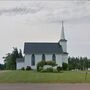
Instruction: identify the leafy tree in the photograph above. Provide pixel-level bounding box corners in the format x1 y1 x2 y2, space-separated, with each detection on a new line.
62 63 68 70
3 47 23 70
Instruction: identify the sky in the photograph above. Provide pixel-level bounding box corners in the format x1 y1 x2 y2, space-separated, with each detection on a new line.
0 0 90 63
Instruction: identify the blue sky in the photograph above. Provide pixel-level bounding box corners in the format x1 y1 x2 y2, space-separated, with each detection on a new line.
0 1 90 63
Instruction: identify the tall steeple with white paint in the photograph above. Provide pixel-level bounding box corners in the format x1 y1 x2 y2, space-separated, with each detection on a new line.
61 21 65 40
59 21 67 52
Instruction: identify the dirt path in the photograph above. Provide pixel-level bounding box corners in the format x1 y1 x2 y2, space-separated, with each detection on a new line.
0 83 90 90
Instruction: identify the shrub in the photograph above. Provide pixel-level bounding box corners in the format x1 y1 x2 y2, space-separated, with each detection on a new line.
57 66 62 72
53 69 58 73
41 69 47 72
37 61 46 67
21 67 25 70
37 61 45 71
39 67 43 71
46 61 57 67
62 63 68 70
43 65 52 70
26 66 32 71
41 67 53 72
37 65 40 71
46 67 53 72
37 60 57 71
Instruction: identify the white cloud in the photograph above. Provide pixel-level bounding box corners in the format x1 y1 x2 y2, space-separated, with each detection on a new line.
0 1 90 23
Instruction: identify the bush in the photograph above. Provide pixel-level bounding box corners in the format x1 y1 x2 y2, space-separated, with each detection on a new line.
21 67 25 70
62 63 68 70
41 67 53 72
38 66 43 71
41 69 47 72
37 61 46 67
37 61 45 71
37 65 40 71
46 61 57 67
57 66 62 72
37 60 56 71
26 66 32 71
53 69 58 73
46 67 53 72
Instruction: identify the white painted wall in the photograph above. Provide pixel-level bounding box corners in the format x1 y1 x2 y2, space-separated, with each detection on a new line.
16 53 68 69
45 54 52 61
62 54 68 64
16 62 24 69
32 54 42 69
56 54 62 67
24 54 42 69
24 54 63 69
60 41 67 52
24 54 31 68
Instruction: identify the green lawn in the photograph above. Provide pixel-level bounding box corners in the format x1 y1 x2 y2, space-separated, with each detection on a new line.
0 70 90 83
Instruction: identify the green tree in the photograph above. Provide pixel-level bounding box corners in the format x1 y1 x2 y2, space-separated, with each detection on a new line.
68 56 90 70
4 47 23 70
18 49 23 58
62 63 68 70
0 64 5 70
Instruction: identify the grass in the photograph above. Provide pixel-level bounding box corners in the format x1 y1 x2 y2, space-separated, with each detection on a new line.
0 70 90 83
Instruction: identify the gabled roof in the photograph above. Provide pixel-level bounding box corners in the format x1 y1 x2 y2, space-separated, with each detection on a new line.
24 42 63 54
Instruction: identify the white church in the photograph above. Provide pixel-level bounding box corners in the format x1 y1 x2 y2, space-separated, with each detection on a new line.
16 21 68 69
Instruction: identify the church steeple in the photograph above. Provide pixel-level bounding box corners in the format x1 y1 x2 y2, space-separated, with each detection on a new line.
59 21 67 53
60 21 65 40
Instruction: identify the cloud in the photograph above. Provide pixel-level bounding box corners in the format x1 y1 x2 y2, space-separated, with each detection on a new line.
0 1 90 23
0 1 44 15
0 7 43 15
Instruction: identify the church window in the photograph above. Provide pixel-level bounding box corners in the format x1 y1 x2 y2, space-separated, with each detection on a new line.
42 54 45 61
31 54 35 66
52 54 56 62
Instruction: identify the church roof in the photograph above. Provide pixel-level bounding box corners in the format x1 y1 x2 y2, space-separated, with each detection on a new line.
24 42 63 54
16 58 24 62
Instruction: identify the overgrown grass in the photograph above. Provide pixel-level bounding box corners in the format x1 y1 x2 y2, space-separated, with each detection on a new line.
0 70 90 83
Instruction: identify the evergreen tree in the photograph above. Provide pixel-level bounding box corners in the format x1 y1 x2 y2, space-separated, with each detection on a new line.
3 47 23 70
18 49 23 58
68 57 90 70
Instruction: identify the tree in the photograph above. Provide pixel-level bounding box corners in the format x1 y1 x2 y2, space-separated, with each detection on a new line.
3 47 23 70
68 56 90 70
0 64 5 70
18 49 23 58
62 63 68 70
3 53 12 70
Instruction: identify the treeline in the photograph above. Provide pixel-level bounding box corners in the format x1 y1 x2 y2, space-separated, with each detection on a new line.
0 64 5 70
68 57 90 70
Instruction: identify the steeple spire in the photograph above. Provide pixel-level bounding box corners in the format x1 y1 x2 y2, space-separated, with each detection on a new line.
60 21 65 40
59 20 67 53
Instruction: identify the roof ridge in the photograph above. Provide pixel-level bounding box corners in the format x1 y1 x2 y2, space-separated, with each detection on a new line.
25 42 59 44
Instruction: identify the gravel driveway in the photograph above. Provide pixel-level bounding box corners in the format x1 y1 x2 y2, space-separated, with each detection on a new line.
0 84 90 90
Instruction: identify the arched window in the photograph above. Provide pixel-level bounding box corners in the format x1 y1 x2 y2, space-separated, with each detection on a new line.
31 54 35 66
42 54 45 61
52 54 56 62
